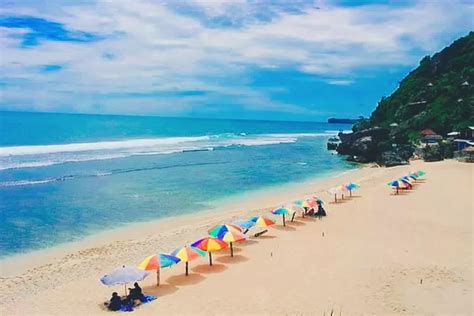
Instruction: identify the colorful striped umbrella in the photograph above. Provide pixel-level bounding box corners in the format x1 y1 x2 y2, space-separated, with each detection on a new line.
212 231 246 257
416 170 426 177
138 254 180 286
271 207 292 226
388 180 409 194
408 173 418 180
191 237 228 266
171 246 206 275
208 224 242 238
250 216 276 228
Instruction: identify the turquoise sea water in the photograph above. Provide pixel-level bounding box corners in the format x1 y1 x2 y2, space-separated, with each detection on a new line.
0 111 355 257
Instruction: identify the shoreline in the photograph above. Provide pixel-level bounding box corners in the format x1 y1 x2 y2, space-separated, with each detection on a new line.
0 164 362 276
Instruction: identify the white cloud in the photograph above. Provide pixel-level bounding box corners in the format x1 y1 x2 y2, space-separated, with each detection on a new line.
0 0 473 117
326 79 353 85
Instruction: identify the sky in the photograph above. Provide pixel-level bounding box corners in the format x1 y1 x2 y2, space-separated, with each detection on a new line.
0 0 473 121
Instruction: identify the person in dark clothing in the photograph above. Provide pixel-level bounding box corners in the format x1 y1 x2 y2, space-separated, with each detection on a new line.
128 282 144 301
316 200 327 219
107 292 122 311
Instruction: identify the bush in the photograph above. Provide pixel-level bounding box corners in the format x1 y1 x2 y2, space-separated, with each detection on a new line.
422 145 444 162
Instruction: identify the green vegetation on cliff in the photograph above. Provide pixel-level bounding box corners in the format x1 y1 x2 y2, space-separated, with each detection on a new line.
356 32 474 144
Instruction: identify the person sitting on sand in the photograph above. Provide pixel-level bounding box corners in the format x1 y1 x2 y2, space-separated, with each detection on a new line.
128 282 144 301
107 292 122 311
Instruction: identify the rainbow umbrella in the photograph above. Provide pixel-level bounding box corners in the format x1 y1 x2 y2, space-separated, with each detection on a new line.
250 216 276 228
191 237 228 266
171 246 206 276
388 180 408 194
416 170 426 177
271 207 292 226
212 230 246 257
138 254 180 286
408 173 418 180
208 224 242 237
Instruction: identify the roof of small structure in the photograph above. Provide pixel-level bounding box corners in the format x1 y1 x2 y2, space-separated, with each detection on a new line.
421 128 436 136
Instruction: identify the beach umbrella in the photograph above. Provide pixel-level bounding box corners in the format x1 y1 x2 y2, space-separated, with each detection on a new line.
294 199 311 209
305 197 317 208
400 176 415 184
100 265 150 295
338 185 350 199
232 219 256 232
212 230 246 257
345 182 360 196
250 216 276 228
408 173 418 180
388 180 408 194
208 224 242 237
271 207 292 226
191 237 228 266
171 246 206 276
138 254 180 286
416 170 426 177
327 187 341 202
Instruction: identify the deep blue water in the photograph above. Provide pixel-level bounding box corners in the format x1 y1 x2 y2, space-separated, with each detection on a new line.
0 111 354 256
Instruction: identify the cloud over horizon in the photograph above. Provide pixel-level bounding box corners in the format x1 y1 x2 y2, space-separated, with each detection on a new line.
0 0 473 120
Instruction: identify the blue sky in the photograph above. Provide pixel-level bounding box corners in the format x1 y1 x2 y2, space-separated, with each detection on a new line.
0 0 472 121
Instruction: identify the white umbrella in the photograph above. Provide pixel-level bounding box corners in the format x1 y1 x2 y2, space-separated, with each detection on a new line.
101 265 150 295
327 187 342 202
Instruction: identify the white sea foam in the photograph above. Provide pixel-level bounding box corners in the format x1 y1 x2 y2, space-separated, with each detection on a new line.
0 179 56 187
0 136 211 156
0 132 334 171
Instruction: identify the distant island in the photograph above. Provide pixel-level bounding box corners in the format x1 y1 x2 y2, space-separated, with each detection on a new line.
327 118 361 124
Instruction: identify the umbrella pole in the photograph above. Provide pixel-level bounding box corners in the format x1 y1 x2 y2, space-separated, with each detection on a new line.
334 194 337 203
283 214 286 226
350 190 352 197
185 262 189 276
124 284 127 297
230 242 234 257
157 268 160 287
209 252 213 266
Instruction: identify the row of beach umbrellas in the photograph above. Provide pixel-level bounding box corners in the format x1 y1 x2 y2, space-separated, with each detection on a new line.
327 182 360 202
100 215 277 290
100 186 357 292
387 170 425 194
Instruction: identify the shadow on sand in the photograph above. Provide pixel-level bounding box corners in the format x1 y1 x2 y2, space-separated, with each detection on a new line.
143 283 179 297
166 273 205 286
191 263 227 274
251 234 276 240
272 225 296 231
287 220 305 227
215 254 249 264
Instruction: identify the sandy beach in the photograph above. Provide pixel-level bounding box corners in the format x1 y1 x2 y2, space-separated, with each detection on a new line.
0 159 472 315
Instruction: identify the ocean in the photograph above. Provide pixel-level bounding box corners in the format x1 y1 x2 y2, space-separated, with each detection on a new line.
0 111 355 257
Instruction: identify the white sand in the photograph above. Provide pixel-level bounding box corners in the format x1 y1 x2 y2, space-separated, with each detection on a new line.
1 159 472 315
